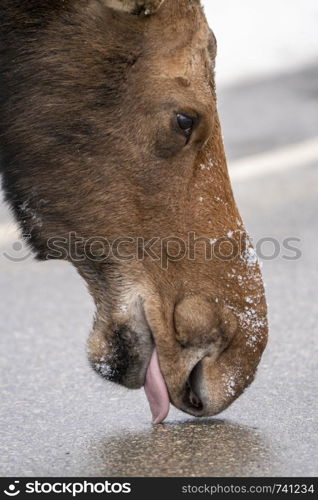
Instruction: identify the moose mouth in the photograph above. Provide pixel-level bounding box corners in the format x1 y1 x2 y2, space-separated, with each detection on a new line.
90 326 214 424
144 348 210 423
89 323 171 423
89 322 206 424
89 288 267 424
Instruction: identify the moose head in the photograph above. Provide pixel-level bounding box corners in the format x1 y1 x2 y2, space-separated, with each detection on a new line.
0 0 268 423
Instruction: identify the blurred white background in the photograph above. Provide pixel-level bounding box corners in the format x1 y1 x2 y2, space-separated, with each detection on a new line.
203 0 318 86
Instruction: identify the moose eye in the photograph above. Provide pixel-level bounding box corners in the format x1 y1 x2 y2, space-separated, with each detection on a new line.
176 113 194 142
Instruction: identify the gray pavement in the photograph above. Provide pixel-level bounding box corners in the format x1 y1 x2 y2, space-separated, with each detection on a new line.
218 62 318 160
1 65 318 477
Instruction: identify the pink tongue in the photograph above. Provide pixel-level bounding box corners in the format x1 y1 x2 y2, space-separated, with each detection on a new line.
144 349 170 424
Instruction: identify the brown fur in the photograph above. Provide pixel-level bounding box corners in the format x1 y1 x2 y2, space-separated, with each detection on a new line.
0 0 268 417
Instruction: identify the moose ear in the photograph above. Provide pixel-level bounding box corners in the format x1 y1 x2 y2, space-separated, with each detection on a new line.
103 0 165 15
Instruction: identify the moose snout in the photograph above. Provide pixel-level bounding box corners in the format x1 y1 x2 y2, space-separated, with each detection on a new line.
88 284 267 421
174 295 238 349
171 295 239 416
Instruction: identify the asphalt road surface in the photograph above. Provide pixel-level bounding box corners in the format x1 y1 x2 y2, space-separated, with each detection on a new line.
0 66 318 477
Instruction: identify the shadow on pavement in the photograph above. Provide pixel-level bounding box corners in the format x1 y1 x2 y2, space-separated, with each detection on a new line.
88 419 272 477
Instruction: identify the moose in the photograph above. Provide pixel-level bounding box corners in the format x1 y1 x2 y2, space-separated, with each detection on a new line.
0 0 268 423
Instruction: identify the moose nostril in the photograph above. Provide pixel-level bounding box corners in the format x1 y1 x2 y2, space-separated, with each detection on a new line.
187 385 203 411
184 361 204 412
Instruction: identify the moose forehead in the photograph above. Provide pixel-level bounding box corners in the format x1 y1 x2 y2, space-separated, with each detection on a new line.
140 7 214 83
147 29 215 84
99 0 216 89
